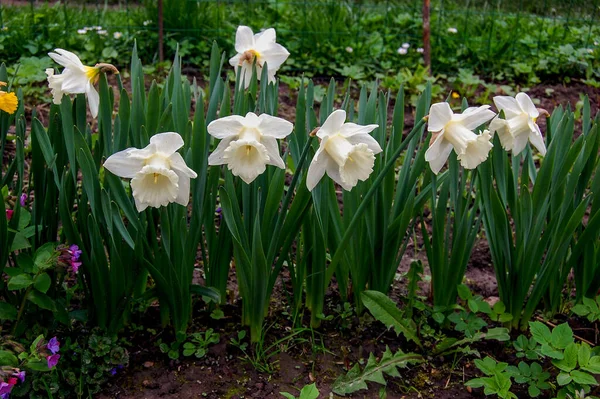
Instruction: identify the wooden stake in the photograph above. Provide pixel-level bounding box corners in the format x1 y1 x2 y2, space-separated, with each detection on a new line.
423 0 431 75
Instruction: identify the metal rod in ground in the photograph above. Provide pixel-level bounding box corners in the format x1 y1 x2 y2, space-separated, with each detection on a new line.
423 0 431 75
158 0 164 62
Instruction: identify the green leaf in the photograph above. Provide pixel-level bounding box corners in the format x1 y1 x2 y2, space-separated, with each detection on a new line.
361 290 421 347
485 327 510 342
572 304 591 316
582 356 600 374
332 347 422 395
34 273 51 294
25 360 50 371
552 343 577 372
570 370 598 386
556 372 572 386
0 302 17 320
529 321 552 345
551 323 574 349
7 274 33 290
579 343 591 367
0 350 18 367
298 383 319 399
33 242 55 272
528 384 541 398
27 290 56 311
280 393 296 399
457 284 472 301
540 343 563 359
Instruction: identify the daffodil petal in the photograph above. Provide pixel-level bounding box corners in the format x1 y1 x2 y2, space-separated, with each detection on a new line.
456 131 493 169
257 114 293 138
254 28 277 47
319 110 346 138
150 132 185 155
169 152 198 178
428 102 453 132
493 96 521 119
207 115 247 139
516 92 539 118
306 147 328 191
234 26 255 53
87 83 99 118
174 169 192 207
529 126 547 156
346 133 382 154
259 42 290 70
339 122 379 138
48 48 85 69
208 137 235 165
134 196 149 212
262 136 286 169
425 135 453 175
104 148 146 178
455 105 496 130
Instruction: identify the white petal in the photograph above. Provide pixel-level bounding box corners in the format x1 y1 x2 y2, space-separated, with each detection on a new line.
61 69 91 93
240 62 253 89
174 170 192 207
259 42 290 71
455 105 496 130
324 154 351 190
207 115 247 139
262 136 285 169
493 96 522 119
489 118 514 151
169 152 198 178
223 140 269 184
86 83 99 118
339 143 375 190
130 165 179 209
229 53 242 68
306 146 328 191
516 92 539 118
208 137 235 165
529 125 547 156
339 122 378 138
235 26 255 53
511 132 529 155
457 130 493 169
425 134 453 175
346 133 382 154
48 48 85 69
150 132 185 156
319 110 346 138
46 68 64 105
134 196 149 212
428 102 453 132
257 114 293 138
104 148 146 178
254 28 276 47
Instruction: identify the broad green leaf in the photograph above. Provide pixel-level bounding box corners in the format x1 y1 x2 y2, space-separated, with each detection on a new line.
361 290 421 346
27 290 56 312
529 321 552 345
552 343 577 372
0 302 17 320
570 370 597 386
551 323 573 349
298 383 319 399
7 274 33 290
0 351 18 367
33 273 51 294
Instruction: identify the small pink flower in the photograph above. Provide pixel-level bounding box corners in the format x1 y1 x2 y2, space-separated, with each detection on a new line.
5 210 13 221
19 193 27 207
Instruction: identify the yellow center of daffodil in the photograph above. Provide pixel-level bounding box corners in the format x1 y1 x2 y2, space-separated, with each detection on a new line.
240 49 261 66
84 66 101 83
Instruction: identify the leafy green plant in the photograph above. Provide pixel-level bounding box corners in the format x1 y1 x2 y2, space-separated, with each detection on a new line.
466 357 517 399
182 329 220 358
572 296 600 322
280 382 319 399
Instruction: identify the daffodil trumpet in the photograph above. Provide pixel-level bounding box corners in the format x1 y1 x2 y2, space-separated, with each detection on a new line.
0 81 18 115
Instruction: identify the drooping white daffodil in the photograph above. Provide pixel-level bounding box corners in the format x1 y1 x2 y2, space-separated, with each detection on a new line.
489 92 547 156
306 109 382 191
425 102 496 174
46 48 118 118
103 132 197 212
207 112 293 184
229 26 290 89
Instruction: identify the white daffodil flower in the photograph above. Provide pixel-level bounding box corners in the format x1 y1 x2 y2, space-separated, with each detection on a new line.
207 112 293 184
489 92 547 156
425 102 496 174
46 48 118 118
103 132 197 212
306 109 381 191
229 26 290 89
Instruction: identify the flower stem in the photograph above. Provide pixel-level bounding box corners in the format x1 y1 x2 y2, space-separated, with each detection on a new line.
325 116 428 282
12 286 32 335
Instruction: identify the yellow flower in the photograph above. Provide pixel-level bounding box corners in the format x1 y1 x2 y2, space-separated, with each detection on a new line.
451 91 460 99
0 82 18 115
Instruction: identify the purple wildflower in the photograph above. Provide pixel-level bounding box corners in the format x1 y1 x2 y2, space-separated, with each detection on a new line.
19 194 26 207
0 393 8 399
0 382 11 395
47 337 60 354
69 245 82 261
13 371 25 383
47 354 60 369
110 368 117 376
